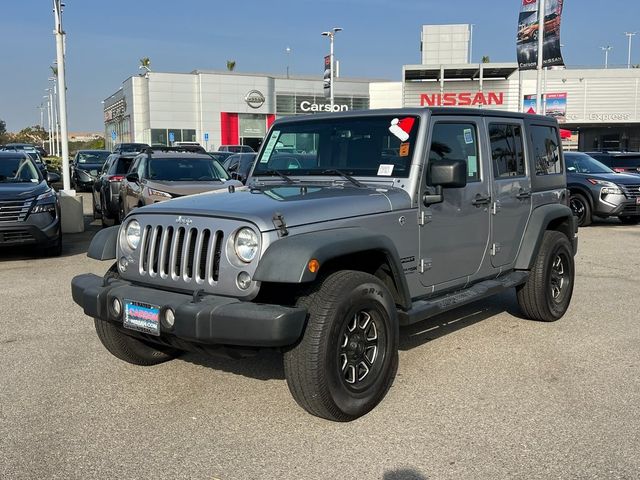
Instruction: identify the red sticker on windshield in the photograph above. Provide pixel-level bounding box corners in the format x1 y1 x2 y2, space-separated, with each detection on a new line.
389 117 415 142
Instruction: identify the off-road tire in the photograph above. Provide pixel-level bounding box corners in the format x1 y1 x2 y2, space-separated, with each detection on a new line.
619 216 640 225
517 231 574 322
570 192 592 227
283 270 399 422
94 318 179 366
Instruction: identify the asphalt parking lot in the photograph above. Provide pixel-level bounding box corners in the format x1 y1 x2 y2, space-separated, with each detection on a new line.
1 193 639 480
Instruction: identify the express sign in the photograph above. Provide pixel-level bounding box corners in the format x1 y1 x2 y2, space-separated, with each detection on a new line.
420 92 505 107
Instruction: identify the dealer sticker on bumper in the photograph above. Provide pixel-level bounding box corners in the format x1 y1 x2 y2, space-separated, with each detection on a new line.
123 300 161 336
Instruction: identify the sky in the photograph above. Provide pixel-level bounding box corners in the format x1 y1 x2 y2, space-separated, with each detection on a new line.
1 0 639 133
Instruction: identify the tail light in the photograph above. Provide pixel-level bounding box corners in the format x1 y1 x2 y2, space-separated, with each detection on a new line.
107 175 125 182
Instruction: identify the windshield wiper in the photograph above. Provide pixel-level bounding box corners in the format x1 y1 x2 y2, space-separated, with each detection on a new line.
317 169 365 188
263 170 294 184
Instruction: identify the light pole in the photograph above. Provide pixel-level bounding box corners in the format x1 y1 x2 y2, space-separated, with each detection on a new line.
43 94 53 155
285 46 291 78
601 45 612 69
535 0 546 114
52 0 71 191
49 79 60 157
625 32 636 68
321 27 342 109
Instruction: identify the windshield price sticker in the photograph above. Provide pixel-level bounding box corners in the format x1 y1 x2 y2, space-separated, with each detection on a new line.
377 164 394 176
399 143 410 157
260 131 280 163
464 128 474 144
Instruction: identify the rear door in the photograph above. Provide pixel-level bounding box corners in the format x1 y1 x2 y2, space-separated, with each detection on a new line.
486 119 532 267
419 117 491 288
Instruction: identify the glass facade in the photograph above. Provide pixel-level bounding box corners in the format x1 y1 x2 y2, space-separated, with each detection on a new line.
150 128 197 146
276 94 370 115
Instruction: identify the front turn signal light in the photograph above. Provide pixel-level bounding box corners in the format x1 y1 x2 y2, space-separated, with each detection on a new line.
308 259 320 273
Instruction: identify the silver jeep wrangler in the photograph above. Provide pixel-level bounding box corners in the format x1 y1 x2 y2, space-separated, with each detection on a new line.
72 109 578 421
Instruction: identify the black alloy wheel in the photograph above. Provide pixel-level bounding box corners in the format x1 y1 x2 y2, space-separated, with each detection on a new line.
570 193 592 227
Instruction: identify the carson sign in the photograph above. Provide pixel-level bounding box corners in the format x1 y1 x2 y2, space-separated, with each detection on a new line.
420 92 504 107
300 101 349 112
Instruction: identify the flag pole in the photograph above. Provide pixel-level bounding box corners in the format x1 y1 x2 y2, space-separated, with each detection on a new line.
535 0 546 114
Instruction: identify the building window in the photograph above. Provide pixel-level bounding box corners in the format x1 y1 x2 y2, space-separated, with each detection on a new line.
182 129 196 142
489 124 526 178
151 129 167 145
531 125 562 175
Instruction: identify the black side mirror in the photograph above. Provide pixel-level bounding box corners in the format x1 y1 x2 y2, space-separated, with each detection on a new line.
47 172 61 184
126 172 140 183
423 159 467 205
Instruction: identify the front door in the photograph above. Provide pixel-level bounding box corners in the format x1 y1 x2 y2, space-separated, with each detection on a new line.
485 119 532 267
419 118 491 288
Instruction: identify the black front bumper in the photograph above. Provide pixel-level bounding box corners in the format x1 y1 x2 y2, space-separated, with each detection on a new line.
0 217 60 246
71 274 307 348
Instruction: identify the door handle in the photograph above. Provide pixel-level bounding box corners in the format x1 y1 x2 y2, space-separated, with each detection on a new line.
471 194 491 206
516 190 532 200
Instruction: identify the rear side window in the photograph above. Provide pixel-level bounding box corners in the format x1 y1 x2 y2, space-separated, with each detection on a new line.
489 124 526 178
531 125 562 175
115 158 134 174
428 123 480 182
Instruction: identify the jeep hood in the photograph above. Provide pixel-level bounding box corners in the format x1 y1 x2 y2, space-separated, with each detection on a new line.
138 183 412 231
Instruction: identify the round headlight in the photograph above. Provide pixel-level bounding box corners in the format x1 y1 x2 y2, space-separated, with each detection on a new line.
234 227 259 263
125 220 142 250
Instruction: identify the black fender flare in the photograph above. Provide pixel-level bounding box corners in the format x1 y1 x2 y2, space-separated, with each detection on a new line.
515 204 577 270
253 227 411 308
87 225 119 260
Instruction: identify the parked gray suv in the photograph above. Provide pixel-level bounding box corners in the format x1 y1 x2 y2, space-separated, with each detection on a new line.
72 109 578 421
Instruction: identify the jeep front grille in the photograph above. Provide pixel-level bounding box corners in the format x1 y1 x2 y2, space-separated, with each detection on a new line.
139 225 224 284
0 197 34 223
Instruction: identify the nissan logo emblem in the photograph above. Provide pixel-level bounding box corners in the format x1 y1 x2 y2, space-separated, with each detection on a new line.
244 90 265 109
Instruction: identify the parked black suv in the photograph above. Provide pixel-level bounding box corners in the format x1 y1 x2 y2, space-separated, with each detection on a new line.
566 152 640 226
92 153 137 226
0 152 62 255
585 151 640 175
71 150 110 191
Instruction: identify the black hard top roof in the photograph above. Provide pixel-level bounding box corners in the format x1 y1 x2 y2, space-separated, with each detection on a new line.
273 108 556 125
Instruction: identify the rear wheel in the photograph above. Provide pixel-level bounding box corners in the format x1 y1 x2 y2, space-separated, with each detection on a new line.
619 216 640 225
569 193 592 227
517 231 574 322
283 271 399 421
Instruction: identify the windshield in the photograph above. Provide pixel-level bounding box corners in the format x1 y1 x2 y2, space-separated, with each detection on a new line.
147 157 229 181
76 151 110 164
565 153 613 174
253 115 420 179
0 157 41 183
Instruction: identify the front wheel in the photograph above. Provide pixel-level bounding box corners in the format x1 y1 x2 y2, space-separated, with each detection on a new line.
517 231 575 322
283 271 399 422
94 318 179 366
570 193 592 227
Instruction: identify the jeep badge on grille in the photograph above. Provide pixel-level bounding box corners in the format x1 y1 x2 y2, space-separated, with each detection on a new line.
175 216 193 226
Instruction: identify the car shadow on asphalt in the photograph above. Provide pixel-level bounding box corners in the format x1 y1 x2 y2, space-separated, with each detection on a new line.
383 469 428 480
177 290 525 382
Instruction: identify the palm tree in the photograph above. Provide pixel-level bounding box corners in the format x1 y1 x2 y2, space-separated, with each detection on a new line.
50 65 58 77
481 55 491 64
226 60 236 71
139 57 151 73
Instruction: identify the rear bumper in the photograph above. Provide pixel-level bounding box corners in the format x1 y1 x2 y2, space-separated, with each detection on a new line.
71 273 307 348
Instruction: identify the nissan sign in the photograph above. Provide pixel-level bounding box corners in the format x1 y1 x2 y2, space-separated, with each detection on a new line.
244 90 266 109
420 92 504 107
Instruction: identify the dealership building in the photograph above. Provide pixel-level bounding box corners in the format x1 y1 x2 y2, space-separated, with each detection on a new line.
103 71 371 151
104 23 640 152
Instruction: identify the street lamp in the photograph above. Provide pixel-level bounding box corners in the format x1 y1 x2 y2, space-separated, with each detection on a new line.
625 32 637 69
321 27 342 109
285 46 292 78
601 45 613 69
43 94 53 155
52 0 71 192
